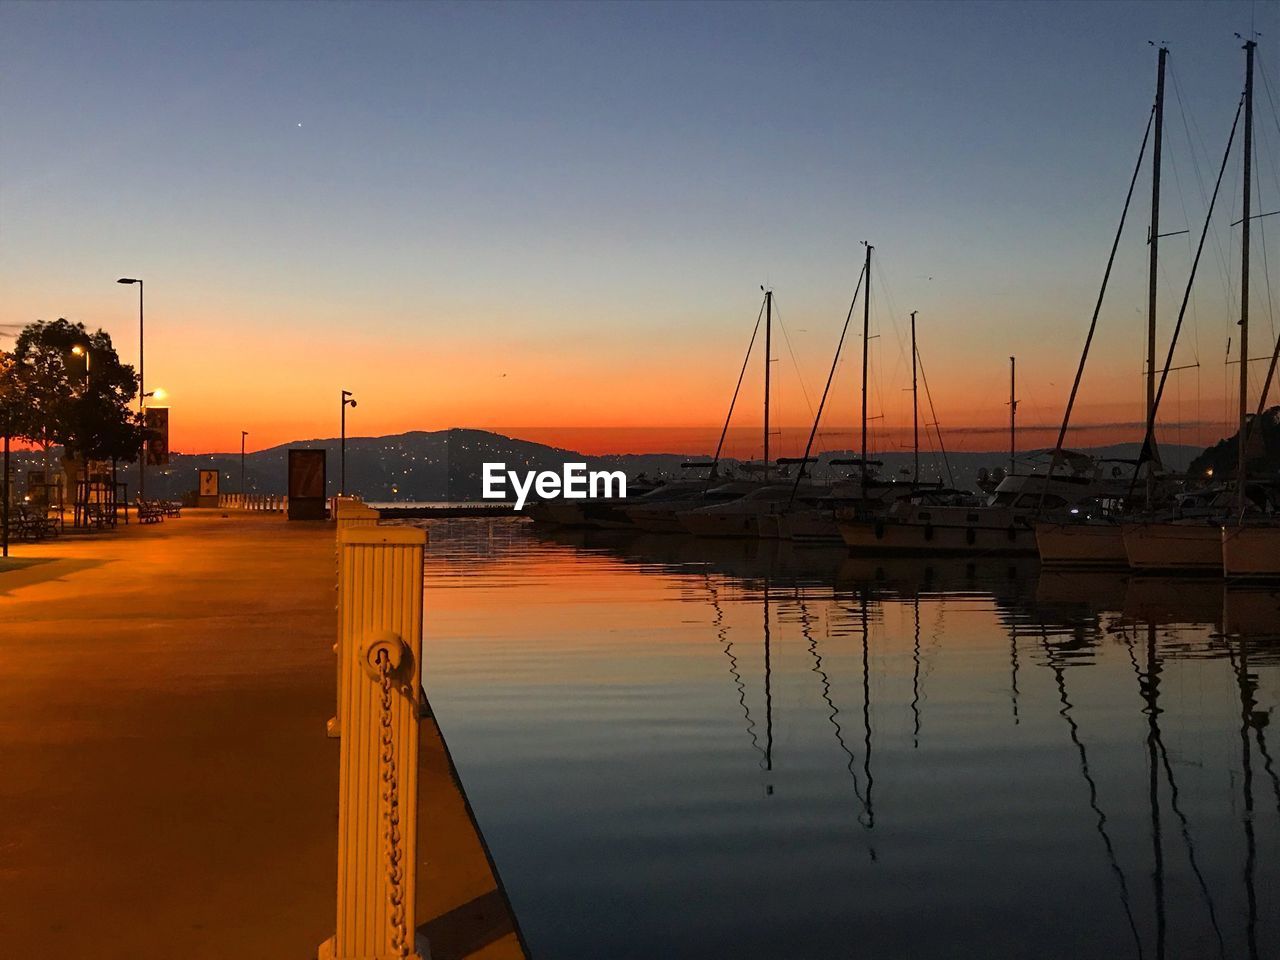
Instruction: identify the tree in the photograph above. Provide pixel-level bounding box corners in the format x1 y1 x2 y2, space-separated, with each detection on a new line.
10 319 144 504
1188 406 1280 484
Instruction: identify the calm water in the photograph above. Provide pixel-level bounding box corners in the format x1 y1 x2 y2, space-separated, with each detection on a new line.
416 518 1280 960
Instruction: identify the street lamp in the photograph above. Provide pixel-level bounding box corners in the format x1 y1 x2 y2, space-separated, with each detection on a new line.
340 390 357 495
69 344 94 520
241 430 248 494
71 344 91 383
117 277 144 497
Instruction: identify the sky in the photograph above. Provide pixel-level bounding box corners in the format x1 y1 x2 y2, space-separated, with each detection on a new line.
2 0 1279 456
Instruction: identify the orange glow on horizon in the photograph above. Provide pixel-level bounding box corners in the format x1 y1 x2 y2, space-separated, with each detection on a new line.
3 289 1252 458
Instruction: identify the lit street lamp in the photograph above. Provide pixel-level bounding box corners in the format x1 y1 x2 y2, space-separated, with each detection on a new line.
116 277 145 497
71 344 91 384
340 390 357 495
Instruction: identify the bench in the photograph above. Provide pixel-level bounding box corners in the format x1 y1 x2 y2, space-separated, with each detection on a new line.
163 501 183 518
137 501 165 524
12 508 58 542
84 502 114 529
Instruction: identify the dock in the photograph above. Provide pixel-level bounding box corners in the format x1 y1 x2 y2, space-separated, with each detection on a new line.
0 509 527 960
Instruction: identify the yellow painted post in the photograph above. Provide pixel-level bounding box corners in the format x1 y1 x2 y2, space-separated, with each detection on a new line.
320 526 427 960
329 499 383 737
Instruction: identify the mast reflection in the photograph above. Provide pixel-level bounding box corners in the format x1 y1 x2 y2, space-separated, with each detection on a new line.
1117 625 1225 960
763 582 773 791
1039 626 1143 959
797 589 874 841
1228 637 1259 960
706 576 766 767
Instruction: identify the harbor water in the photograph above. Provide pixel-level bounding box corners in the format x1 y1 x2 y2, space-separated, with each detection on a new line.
418 518 1280 960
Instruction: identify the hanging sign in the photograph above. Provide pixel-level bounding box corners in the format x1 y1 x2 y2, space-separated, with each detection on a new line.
145 408 170 466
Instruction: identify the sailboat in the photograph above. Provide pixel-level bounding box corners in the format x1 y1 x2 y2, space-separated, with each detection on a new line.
676 288 792 537
1037 46 1170 567
770 245 902 543
1222 38 1280 580
1123 38 1279 575
780 297 955 543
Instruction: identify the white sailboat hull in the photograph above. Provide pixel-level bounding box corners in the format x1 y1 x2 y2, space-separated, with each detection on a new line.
1034 522 1127 567
1222 524 1280 580
676 508 763 538
623 503 688 533
1121 522 1222 572
776 509 842 543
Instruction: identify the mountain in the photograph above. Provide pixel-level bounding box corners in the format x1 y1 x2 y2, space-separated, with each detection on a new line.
4 428 1213 502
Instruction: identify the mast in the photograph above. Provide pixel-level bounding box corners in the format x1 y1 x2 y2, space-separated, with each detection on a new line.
861 242 872 499
911 311 919 487
764 288 772 482
1146 46 1167 505
1009 356 1017 475
1237 40 1255 515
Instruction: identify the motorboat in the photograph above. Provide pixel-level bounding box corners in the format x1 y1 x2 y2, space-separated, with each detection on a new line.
839 467 1121 557
624 480 760 533
677 484 823 538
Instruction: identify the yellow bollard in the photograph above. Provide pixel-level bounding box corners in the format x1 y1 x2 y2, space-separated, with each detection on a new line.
321 526 427 960
329 499 382 738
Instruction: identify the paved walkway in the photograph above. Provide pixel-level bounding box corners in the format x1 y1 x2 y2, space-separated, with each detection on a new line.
0 510 525 960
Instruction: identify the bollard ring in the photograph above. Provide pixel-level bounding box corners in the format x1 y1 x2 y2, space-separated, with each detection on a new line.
361 629 406 681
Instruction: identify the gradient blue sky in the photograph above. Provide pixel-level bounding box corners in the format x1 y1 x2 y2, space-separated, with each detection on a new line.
2 1 1277 453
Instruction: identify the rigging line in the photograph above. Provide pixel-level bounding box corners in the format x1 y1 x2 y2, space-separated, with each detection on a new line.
871 257 912 388
1173 63 1239 331
1041 102 1155 516
1170 63 1212 207
915 345 956 488
1163 105 1203 365
1252 136 1280 416
709 297 766 487
772 298 817 422
871 258 911 452
1130 96 1243 500
1257 119 1278 348
1255 58 1280 202
789 263 867 506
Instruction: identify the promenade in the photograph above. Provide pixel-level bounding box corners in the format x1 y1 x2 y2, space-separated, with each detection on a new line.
0 510 525 960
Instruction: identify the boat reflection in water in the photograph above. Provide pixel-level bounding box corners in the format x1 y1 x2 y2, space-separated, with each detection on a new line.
420 518 1280 960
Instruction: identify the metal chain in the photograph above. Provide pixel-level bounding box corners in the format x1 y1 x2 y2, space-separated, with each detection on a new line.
376 650 410 958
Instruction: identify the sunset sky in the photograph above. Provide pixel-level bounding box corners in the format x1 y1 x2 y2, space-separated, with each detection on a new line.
2 1 1278 456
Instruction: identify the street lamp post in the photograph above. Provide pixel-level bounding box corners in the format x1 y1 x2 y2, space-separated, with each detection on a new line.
2 407 9 560
117 278 144 498
241 430 248 495
71 344 91 382
340 390 357 495
71 344 92 522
